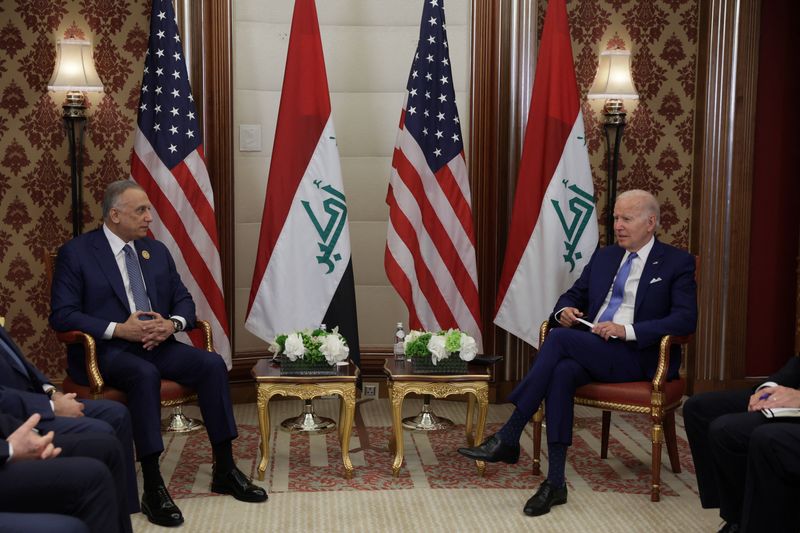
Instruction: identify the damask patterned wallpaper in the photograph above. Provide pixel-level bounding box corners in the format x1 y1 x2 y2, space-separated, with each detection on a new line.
0 0 700 378
544 0 699 247
0 0 147 376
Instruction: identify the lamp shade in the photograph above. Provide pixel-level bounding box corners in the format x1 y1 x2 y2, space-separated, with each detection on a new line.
587 50 638 100
47 39 103 92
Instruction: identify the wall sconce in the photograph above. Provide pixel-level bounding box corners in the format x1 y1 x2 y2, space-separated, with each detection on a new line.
47 39 103 237
587 49 639 245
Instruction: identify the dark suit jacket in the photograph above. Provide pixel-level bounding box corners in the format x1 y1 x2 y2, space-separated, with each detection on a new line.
765 356 800 389
49 228 196 381
0 327 54 422
551 239 697 376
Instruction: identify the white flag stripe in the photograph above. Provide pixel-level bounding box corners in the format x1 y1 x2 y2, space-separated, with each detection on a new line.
394 127 478 285
447 156 472 205
133 132 220 279
245 118 348 341
183 150 215 208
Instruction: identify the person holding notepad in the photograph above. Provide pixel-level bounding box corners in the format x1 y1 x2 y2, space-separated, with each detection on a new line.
684 355 800 533
459 190 698 517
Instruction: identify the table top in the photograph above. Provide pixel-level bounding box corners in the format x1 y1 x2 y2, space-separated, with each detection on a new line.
251 358 359 383
383 358 490 382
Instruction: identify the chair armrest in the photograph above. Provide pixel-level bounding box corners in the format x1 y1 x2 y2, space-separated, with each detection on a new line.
194 319 214 352
539 320 550 346
55 330 104 395
652 334 694 391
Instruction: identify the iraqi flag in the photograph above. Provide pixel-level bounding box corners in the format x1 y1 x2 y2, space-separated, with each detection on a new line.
245 0 360 365
493 0 598 348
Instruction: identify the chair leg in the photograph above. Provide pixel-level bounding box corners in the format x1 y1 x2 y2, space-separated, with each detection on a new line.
532 405 544 476
663 411 681 473
650 422 663 502
600 411 611 459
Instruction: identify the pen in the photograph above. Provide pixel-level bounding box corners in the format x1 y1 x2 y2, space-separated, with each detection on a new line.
758 392 771 401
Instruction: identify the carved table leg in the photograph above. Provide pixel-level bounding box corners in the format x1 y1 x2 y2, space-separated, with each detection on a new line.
340 387 356 479
465 392 476 446
391 386 405 477
256 385 271 481
474 385 488 476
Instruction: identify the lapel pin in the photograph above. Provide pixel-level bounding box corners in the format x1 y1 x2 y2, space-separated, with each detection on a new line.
142 250 150 260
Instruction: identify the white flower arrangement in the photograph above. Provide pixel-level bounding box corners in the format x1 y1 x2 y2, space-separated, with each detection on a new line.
270 327 349 365
403 328 478 365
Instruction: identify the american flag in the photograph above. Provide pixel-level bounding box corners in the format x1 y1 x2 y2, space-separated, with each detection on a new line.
385 0 482 348
130 0 232 366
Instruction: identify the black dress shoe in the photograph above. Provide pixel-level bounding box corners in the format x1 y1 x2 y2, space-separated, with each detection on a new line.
211 466 268 503
457 434 520 464
141 484 184 527
718 522 739 533
523 480 568 516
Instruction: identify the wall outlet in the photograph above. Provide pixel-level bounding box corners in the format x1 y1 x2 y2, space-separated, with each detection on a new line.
362 382 378 399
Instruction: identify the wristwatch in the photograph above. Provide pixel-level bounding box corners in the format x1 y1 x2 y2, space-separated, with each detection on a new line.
170 318 183 332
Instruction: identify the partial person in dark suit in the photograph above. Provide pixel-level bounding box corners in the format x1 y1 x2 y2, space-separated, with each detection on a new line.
459 190 698 516
684 355 800 533
0 324 138 514
0 411 132 533
50 180 267 527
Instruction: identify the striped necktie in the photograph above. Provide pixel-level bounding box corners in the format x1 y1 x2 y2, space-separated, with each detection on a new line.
597 252 637 323
123 244 152 316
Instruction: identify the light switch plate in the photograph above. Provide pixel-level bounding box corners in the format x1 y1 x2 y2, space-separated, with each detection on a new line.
239 124 261 152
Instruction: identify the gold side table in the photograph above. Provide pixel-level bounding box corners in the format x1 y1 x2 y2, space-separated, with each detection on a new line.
383 359 490 477
251 359 359 480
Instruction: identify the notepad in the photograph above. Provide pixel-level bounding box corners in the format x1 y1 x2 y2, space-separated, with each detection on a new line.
575 317 618 339
761 407 800 418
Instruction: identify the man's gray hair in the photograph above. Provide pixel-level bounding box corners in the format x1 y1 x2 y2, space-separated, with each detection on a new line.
102 180 144 220
617 189 660 226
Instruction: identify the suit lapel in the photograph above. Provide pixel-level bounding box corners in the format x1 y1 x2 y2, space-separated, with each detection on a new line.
91 230 131 312
635 239 665 316
134 240 159 312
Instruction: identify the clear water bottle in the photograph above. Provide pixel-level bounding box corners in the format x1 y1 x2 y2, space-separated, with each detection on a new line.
393 322 405 361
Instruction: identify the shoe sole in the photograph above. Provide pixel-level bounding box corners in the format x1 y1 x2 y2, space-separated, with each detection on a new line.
141 502 184 527
523 495 567 517
457 449 519 465
456 449 520 464
211 482 269 503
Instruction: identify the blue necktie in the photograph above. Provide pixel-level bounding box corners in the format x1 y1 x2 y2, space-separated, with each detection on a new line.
597 252 637 323
123 245 152 316
0 334 28 374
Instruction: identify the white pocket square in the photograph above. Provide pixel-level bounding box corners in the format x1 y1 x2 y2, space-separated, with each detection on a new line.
650 277 662 284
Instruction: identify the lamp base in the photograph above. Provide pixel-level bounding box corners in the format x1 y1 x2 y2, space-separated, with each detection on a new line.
280 401 336 433
401 401 453 431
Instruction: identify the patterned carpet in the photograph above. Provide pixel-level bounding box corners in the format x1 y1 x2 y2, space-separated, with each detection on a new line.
128 398 719 532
